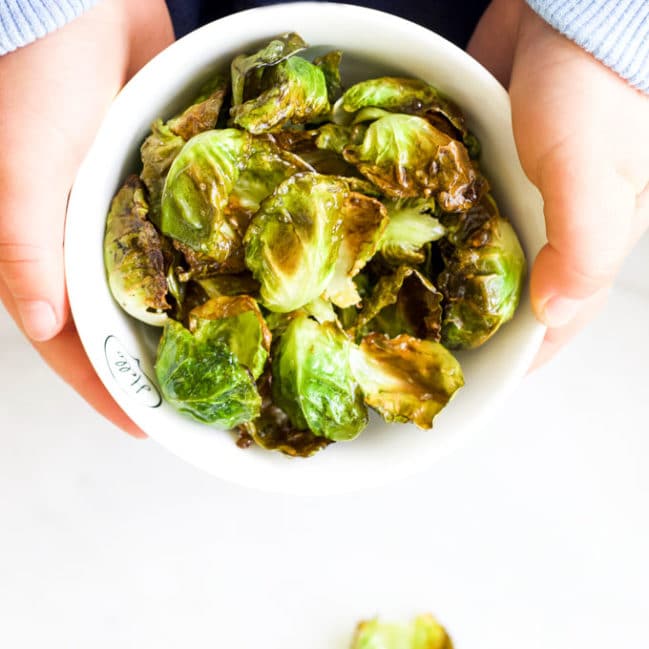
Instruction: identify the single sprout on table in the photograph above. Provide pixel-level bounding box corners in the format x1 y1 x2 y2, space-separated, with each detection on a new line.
351 613 454 649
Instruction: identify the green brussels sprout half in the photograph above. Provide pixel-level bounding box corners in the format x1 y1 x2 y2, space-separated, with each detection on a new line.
313 49 343 102
231 33 307 107
155 319 261 428
140 120 186 228
231 55 331 133
244 172 352 312
104 175 170 326
438 195 526 349
356 266 443 342
350 333 463 429
167 75 229 141
161 131 308 268
272 315 368 441
140 76 228 226
379 197 446 265
188 295 271 380
161 128 248 256
335 75 479 157
343 114 486 212
351 614 454 649
324 192 388 308
236 371 331 457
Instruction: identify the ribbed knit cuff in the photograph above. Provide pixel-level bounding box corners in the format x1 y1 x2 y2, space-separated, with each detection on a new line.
527 0 649 93
0 0 100 55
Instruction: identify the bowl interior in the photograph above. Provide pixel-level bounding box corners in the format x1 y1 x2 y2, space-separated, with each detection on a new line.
65 2 546 495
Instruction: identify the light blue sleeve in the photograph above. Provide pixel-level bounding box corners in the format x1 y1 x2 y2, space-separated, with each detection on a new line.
0 0 99 55
527 0 649 93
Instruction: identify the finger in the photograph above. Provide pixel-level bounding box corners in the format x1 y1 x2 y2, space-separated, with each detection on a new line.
528 159 635 327
466 0 523 87
529 285 611 371
0 276 145 438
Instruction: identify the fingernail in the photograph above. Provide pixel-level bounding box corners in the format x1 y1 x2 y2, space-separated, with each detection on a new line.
19 300 58 341
541 296 580 328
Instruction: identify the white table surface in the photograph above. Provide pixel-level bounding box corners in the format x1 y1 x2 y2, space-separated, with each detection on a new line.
1 234 648 649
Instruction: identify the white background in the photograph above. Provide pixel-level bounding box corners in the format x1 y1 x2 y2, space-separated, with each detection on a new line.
1 234 647 648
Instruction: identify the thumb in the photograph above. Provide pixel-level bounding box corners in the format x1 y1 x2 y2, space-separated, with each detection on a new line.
509 8 641 328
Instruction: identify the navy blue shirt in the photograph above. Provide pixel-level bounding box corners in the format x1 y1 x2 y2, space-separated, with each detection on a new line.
165 0 490 49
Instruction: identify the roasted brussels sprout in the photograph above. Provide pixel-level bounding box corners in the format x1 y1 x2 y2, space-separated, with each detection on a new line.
379 197 446 265
231 32 307 106
313 49 343 102
325 192 388 308
351 614 453 649
161 130 308 267
335 75 478 157
236 371 331 457
244 172 348 312
272 315 368 441
231 53 331 133
140 120 186 228
343 113 485 211
140 76 228 225
188 295 271 379
438 195 526 349
356 266 443 341
155 319 261 428
350 333 463 428
104 175 169 326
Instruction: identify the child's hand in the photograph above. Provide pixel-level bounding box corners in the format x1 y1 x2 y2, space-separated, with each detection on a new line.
469 0 649 367
0 0 173 436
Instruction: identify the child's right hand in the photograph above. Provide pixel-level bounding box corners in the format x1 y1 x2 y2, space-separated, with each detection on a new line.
0 0 174 437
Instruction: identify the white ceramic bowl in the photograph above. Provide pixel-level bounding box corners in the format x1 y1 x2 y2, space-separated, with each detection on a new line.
65 2 546 495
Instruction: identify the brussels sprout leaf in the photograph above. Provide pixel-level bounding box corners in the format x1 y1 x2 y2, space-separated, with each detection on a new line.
379 197 446 265
438 196 526 349
155 319 261 428
356 266 443 341
188 295 271 379
350 333 463 428
244 172 350 312
343 114 486 211
231 33 307 106
231 56 331 133
104 175 169 326
272 315 368 441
